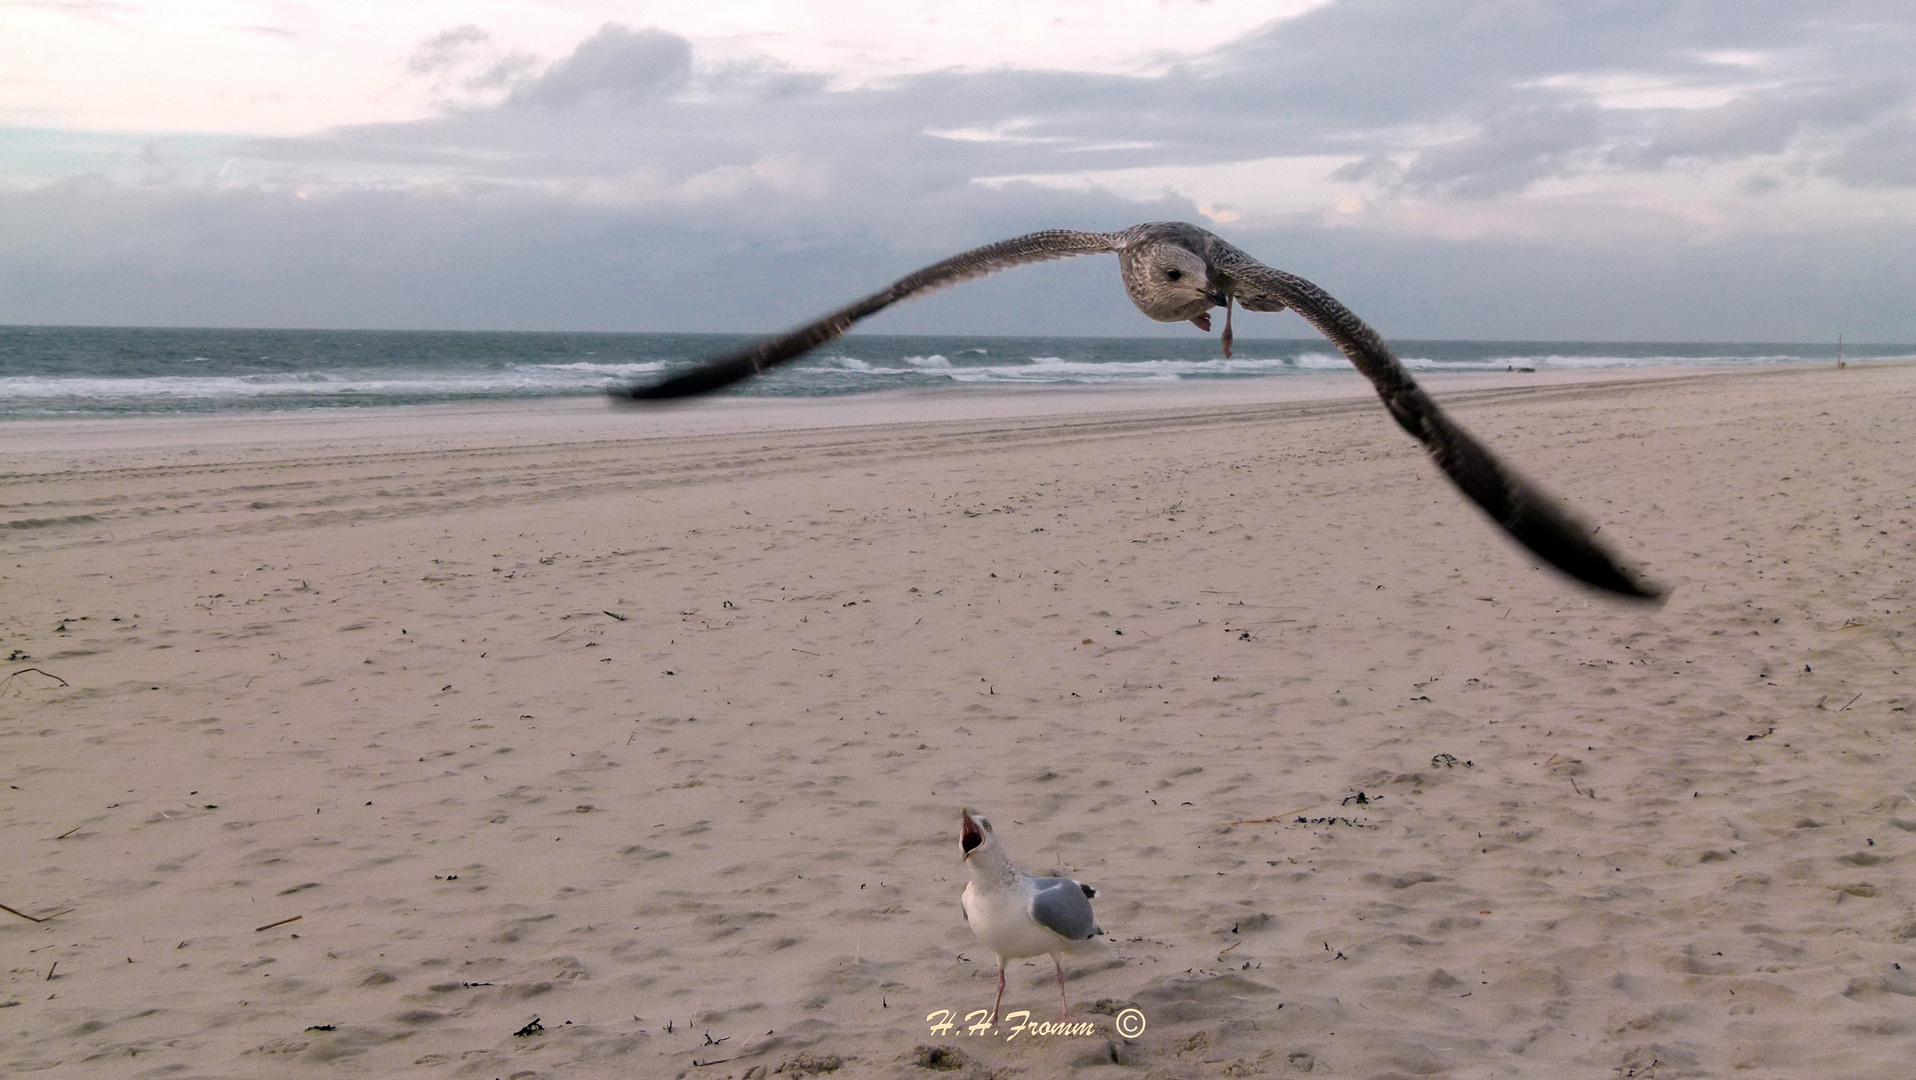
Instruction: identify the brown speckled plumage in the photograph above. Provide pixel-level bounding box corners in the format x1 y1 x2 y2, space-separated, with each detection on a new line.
619 222 1660 600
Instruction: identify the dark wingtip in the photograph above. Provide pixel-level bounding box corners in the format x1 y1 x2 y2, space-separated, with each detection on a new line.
610 357 763 405
611 384 676 404
1622 582 1667 605
1400 394 1664 605
1507 502 1666 604
1581 565 1667 605
606 382 683 408
1535 553 1667 605
1614 572 1667 605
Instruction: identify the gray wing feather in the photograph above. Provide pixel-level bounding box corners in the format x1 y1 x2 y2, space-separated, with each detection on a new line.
1208 239 1661 601
1030 877 1101 941
620 230 1118 400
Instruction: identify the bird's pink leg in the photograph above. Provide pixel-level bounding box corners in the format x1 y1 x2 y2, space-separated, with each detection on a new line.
1054 955 1071 1019
991 963 1007 1026
1221 297 1234 359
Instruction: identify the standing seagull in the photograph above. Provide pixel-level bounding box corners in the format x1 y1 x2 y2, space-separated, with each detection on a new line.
618 222 1660 601
959 808 1102 1023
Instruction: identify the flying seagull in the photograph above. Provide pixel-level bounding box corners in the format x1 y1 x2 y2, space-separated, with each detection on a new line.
618 221 1660 600
959 808 1103 1023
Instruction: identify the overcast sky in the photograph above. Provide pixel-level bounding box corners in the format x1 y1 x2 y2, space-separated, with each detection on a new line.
3 1 1912 340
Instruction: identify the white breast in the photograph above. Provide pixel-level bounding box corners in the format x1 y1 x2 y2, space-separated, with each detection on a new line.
963 876 1068 961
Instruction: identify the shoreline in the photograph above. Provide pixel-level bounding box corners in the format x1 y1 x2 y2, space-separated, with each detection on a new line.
0 362 1864 461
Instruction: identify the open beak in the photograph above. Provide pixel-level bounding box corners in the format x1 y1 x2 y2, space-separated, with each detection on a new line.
960 809 985 860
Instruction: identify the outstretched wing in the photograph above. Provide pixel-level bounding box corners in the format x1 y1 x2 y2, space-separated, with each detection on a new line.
1210 239 1662 601
618 230 1118 400
1030 876 1102 941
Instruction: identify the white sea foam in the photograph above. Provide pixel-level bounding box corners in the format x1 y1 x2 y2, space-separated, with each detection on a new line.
812 353 1345 384
0 326 1871 419
0 362 667 402
524 361 669 376
1288 351 1352 369
1488 353 1795 369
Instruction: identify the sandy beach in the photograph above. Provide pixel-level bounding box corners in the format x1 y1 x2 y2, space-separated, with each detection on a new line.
2 363 1912 1079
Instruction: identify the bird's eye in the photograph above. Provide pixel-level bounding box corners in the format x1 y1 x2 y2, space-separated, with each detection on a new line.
1165 269 1183 281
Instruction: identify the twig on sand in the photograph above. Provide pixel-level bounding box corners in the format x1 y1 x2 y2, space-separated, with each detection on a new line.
1 903 73 924
255 915 303 933
1226 808 1309 826
603 610 629 621
2 667 69 688
54 824 84 840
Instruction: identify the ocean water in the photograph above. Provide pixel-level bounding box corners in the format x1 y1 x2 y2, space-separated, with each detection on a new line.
0 324 1901 420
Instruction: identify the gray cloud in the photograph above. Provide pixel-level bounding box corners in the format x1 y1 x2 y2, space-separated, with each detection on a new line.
7 172 1910 341
1621 81 1906 168
0 177 1202 333
260 2 1915 202
1399 103 1605 197
506 25 692 109
6 2 1916 338
1205 0 1916 192
1822 116 1916 187
408 24 490 75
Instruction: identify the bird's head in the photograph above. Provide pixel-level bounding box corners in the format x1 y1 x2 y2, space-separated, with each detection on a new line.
1118 239 1225 324
960 808 994 862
